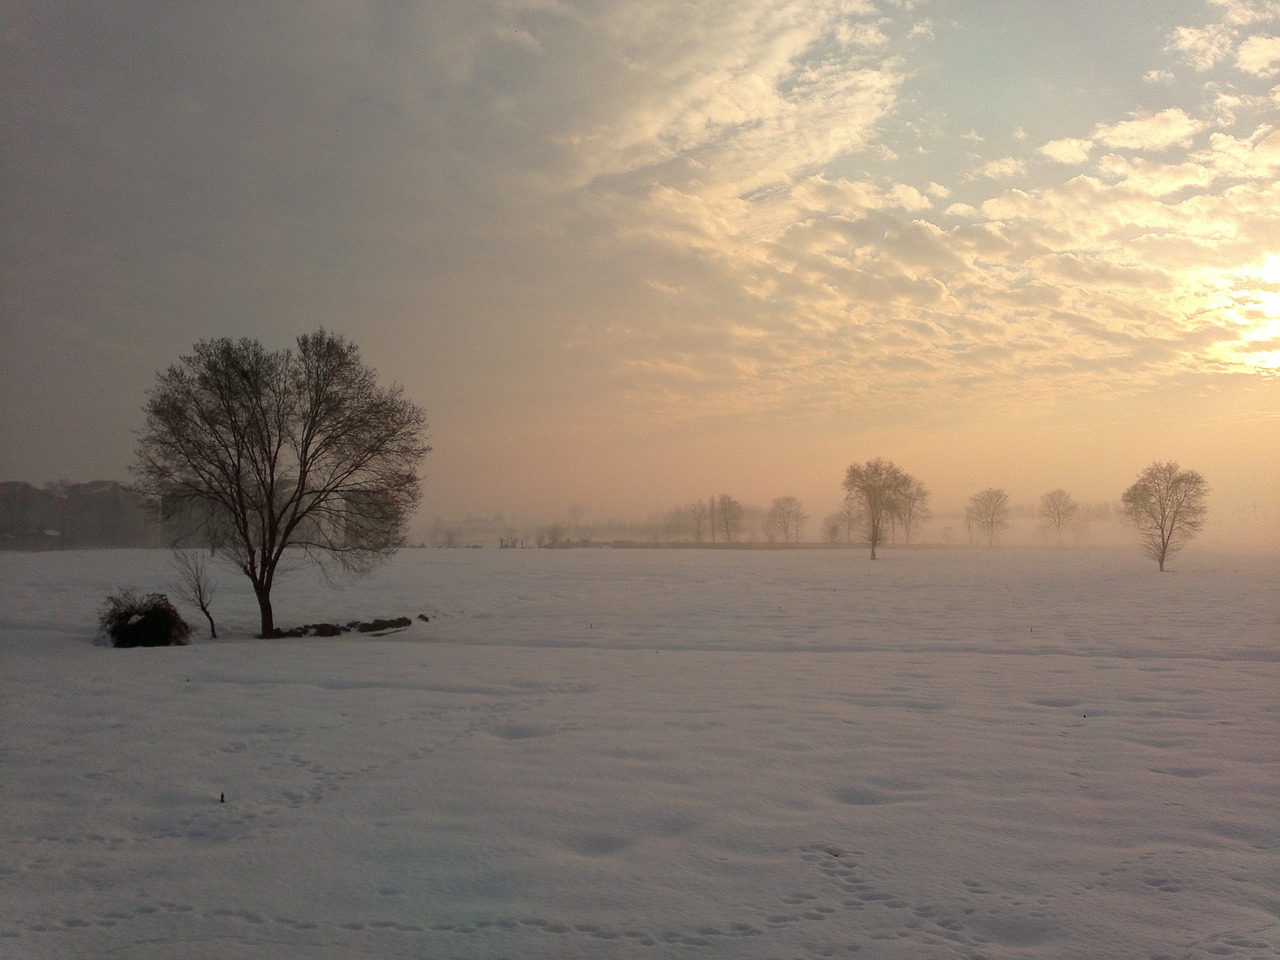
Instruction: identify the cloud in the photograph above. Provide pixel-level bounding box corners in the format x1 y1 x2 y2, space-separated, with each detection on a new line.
1092 108 1205 150
1096 155 1216 196
559 0 906 197
1040 138 1093 164
1237 34 1280 75
1208 0 1280 28
1197 124 1280 178
1168 23 1236 70
6 0 1280 500
974 157 1026 180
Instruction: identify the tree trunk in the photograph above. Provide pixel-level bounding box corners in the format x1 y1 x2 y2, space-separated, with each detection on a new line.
254 585 275 637
200 605 217 639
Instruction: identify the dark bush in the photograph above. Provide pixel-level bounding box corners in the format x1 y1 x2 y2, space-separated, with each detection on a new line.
357 617 412 633
99 591 192 648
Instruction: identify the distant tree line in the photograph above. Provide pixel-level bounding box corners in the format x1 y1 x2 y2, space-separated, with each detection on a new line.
0 480 157 549
12 459 1206 574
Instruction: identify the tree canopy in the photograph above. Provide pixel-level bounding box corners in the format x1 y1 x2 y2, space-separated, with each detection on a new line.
1121 461 1207 571
133 331 430 636
842 458 925 559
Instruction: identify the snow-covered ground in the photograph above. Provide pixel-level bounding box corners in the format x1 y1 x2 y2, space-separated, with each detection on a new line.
2 546 1277 960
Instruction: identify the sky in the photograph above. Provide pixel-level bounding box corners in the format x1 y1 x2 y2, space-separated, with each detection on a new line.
3 0 1278 539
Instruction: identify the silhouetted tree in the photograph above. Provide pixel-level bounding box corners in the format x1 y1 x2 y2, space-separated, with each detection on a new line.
822 502 863 545
897 478 931 545
171 547 217 638
1038 489 1079 546
842 458 911 559
690 499 708 543
967 488 1010 546
821 512 844 545
765 496 809 543
133 331 429 637
1121 461 1207 571
716 494 745 543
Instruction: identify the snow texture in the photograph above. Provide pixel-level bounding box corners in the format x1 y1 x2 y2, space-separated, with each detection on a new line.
1 547 1277 959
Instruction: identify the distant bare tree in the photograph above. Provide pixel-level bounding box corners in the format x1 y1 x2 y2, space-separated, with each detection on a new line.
897 478 931 545
823 502 864 545
133 331 429 636
1121 461 1208 571
842 458 911 559
716 494 745 543
821 512 845 545
1038 489 1079 546
763 511 780 544
765 496 809 543
658 506 689 543
171 547 217 638
840 500 864 544
967 488 1011 546
690 499 708 543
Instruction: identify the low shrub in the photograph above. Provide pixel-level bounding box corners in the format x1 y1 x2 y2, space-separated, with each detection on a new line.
99 591 192 648
357 617 412 633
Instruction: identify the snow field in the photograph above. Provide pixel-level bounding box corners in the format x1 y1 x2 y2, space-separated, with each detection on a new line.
1 546 1277 959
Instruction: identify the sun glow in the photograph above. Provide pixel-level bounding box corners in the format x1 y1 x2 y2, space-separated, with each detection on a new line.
1203 256 1280 376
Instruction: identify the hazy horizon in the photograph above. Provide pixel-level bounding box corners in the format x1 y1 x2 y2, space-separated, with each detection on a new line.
3 1 1277 542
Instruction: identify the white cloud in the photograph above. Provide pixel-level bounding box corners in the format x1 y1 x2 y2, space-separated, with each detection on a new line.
1145 69 1176 84
1092 108 1205 150
563 1 907 200
975 156 1026 180
1198 124 1280 178
1208 0 1280 27
1039 138 1093 164
790 177 931 215
1237 34 1280 75
888 184 933 210
1168 23 1236 70
1096 155 1216 196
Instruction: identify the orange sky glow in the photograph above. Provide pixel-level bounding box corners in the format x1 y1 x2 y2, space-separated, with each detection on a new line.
2 0 1277 547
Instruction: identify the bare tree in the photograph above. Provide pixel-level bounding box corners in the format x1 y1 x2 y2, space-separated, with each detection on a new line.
1121 461 1208 571
690 499 708 543
840 500 864 545
717 494 745 543
967 488 1011 546
133 331 430 637
842 458 911 559
897 478 931 545
821 512 845 545
171 547 217 638
1038 489 1079 546
765 496 809 543
822 499 864 545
